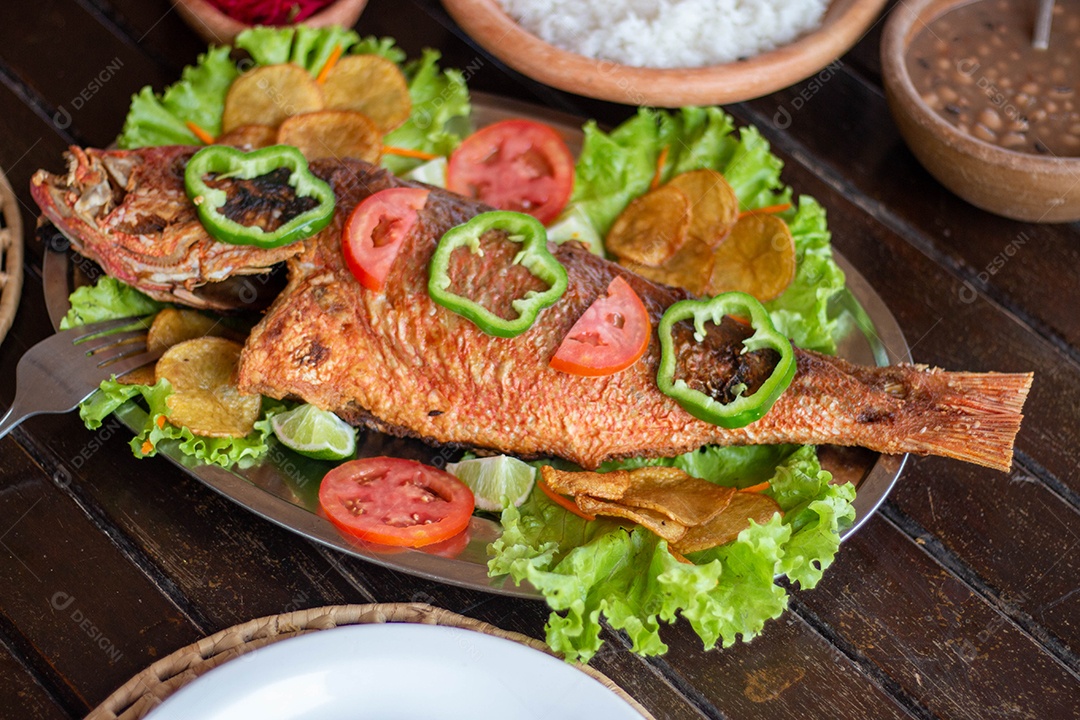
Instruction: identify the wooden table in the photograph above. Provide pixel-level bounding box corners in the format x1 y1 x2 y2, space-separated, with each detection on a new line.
1 1 1077 717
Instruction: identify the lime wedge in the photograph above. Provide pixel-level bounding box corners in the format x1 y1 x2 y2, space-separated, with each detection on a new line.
270 404 357 461
446 455 536 511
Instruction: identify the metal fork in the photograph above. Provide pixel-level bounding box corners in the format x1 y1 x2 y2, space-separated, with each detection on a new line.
0 317 162 439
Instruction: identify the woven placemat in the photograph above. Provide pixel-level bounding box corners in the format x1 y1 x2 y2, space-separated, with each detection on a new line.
0 164 23 347
86 603 655 720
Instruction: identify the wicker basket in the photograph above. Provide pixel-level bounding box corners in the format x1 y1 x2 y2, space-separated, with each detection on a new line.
86 603 655 720
0 165 22 347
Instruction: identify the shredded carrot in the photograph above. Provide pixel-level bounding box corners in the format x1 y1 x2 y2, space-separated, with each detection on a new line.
537 478 596 521
649 146 669 190
740 481 771 494
316 44 344 85
382 146 440 161
140 441 154 455
737 202 791 219
155 415 166 429
185 121 216 145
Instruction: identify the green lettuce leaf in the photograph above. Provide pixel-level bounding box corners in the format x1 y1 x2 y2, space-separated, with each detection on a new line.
79 377 278 469
566 107 846 353
493 445 854 662
60 277 165 329
382 49 470 174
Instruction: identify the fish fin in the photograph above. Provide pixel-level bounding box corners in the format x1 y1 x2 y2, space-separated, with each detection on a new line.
906 371 1033 472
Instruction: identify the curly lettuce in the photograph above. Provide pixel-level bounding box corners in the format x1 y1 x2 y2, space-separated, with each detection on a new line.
567 107 846 353
493 445 854 663
116 27 468 165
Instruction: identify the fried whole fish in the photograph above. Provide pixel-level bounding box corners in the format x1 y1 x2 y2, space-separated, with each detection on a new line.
237 159 1032 472
31 146 301 310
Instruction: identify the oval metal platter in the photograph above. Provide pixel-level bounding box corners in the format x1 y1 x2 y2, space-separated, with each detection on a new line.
43 92 910 599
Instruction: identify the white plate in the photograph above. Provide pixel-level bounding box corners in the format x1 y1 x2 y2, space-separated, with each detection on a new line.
144 623 646 720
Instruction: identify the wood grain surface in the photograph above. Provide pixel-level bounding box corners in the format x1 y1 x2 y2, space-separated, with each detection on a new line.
0 1 1076 718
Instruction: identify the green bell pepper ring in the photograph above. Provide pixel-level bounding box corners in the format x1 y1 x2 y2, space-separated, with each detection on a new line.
657 292 796 428
428 211 568 338
184 144 335 248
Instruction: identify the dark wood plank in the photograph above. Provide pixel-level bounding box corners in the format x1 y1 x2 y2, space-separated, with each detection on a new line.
737 65 1080 360
794 518 1080 718
0 0 172 148
0 645 69 720
0 439 201 713
86 0 206 75
887 456 1080 656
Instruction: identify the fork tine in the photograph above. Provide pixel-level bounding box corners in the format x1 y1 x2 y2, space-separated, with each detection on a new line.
95 340 155 367
102 349 165 378
64 316 150 341
80 328 149 353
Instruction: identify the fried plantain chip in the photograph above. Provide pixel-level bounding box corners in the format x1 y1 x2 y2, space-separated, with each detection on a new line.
276 110 382 163
706 213 797 302
222 64 324 134
147 309 239 354
606 184 690 266
671 492 782 554
667 169 739 247
576 496 688 543
215 124 278 151
540 465 629 500
155 337 261 438
320 55 411 132
621 234 715 296
620 467 737 526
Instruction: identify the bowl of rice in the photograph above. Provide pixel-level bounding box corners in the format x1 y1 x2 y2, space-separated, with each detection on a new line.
441 0 888 106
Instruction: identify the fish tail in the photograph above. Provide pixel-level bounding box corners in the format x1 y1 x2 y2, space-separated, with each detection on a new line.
902 370 1033 472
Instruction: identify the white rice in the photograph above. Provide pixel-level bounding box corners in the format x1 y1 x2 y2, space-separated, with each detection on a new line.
498 0 830 69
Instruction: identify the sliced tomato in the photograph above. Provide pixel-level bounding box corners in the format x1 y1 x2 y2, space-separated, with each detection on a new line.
319 457 474 548
550 275 652 377
343 187 429 292
447 119 574 225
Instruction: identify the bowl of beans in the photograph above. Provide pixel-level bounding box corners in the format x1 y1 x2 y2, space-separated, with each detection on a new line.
881 0 1080 222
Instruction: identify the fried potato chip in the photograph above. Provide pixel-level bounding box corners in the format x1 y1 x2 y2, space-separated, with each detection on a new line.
215 124 278 151
116 365 157 386
222 64 324 134
621 234 715 296
320 55 411 132
576 496 687 543
147 309 238 354
667 169 739 247
276 110 382 163
672 492 782 554
620 467 737 527
155 337 261 438
606 184 690 266
540 465 629 500
706 213 797 302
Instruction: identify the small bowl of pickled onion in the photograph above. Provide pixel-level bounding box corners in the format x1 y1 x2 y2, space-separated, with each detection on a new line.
173 0 369 46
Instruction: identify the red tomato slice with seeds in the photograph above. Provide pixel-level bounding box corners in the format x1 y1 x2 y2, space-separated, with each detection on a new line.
343 188 429 292
319 457 474 548
550 275 652 377
447 119 574 225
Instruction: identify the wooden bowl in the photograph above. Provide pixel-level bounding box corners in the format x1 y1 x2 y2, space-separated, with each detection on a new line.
881 0 1080 223
172 0 369 46
440 0 888 107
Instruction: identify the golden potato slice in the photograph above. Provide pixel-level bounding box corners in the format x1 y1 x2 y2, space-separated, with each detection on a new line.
215 124 278 151
147 309 238 354
605 184 691 266
155 337 261 438
667 169 739 247
116 365 157 386
576 496 687 544
276 110 382 163
706 213 797 302
222 64 324 134
620 468 737 527
540 465 629 500
671 492 781 554
622 235 715 296
320 54 411 132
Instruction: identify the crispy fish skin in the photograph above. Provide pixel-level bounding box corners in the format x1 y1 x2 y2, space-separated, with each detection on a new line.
31 146 302 310
239 160 1032 472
